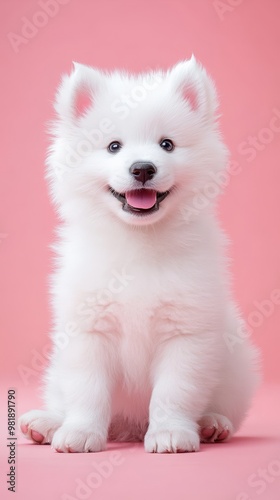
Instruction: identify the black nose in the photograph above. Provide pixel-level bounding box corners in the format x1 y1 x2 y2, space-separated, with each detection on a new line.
129 162 157 185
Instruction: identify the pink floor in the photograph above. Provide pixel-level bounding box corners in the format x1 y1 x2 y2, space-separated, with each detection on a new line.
1 383 279 500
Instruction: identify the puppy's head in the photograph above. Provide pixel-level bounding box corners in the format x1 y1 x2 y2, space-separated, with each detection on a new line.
47 57 228 227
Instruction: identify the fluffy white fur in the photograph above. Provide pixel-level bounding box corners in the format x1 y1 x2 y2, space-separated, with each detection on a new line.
19 57 259 453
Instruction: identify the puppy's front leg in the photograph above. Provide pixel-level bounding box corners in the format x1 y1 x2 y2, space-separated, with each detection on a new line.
145 333 219 453
51 332 115 453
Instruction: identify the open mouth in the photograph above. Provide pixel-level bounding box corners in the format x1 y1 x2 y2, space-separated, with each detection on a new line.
109 187 170 216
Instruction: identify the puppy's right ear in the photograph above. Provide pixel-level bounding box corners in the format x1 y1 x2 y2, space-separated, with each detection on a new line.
169 56 218 121
54 62 101 122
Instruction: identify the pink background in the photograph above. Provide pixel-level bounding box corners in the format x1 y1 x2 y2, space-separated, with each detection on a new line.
1 1 280 499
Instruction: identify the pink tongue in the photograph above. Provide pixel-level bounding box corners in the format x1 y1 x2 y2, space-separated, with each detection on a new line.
125 189 157 209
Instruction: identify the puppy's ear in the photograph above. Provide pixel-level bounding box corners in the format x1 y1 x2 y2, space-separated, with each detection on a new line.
54 62 101 122
169 56 218 120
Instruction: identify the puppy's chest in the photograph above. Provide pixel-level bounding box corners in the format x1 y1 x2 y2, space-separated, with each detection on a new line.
96 292 188 346
83 272 191 385
80 251 195 344
112 300 183 388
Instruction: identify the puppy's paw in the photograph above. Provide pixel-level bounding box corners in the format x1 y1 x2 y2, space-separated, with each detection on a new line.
19 409 63 445
52 423 107 453
199 412 233 443
144 426 200 453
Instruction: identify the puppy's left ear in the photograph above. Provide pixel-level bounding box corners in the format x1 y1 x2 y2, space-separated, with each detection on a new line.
54 62 102 123
169 56 218 120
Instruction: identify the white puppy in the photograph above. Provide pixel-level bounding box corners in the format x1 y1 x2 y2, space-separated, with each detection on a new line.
19 57 259 453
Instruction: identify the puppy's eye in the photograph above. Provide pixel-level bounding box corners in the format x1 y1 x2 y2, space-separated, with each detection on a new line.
108 141 122 153
159 139 174 152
